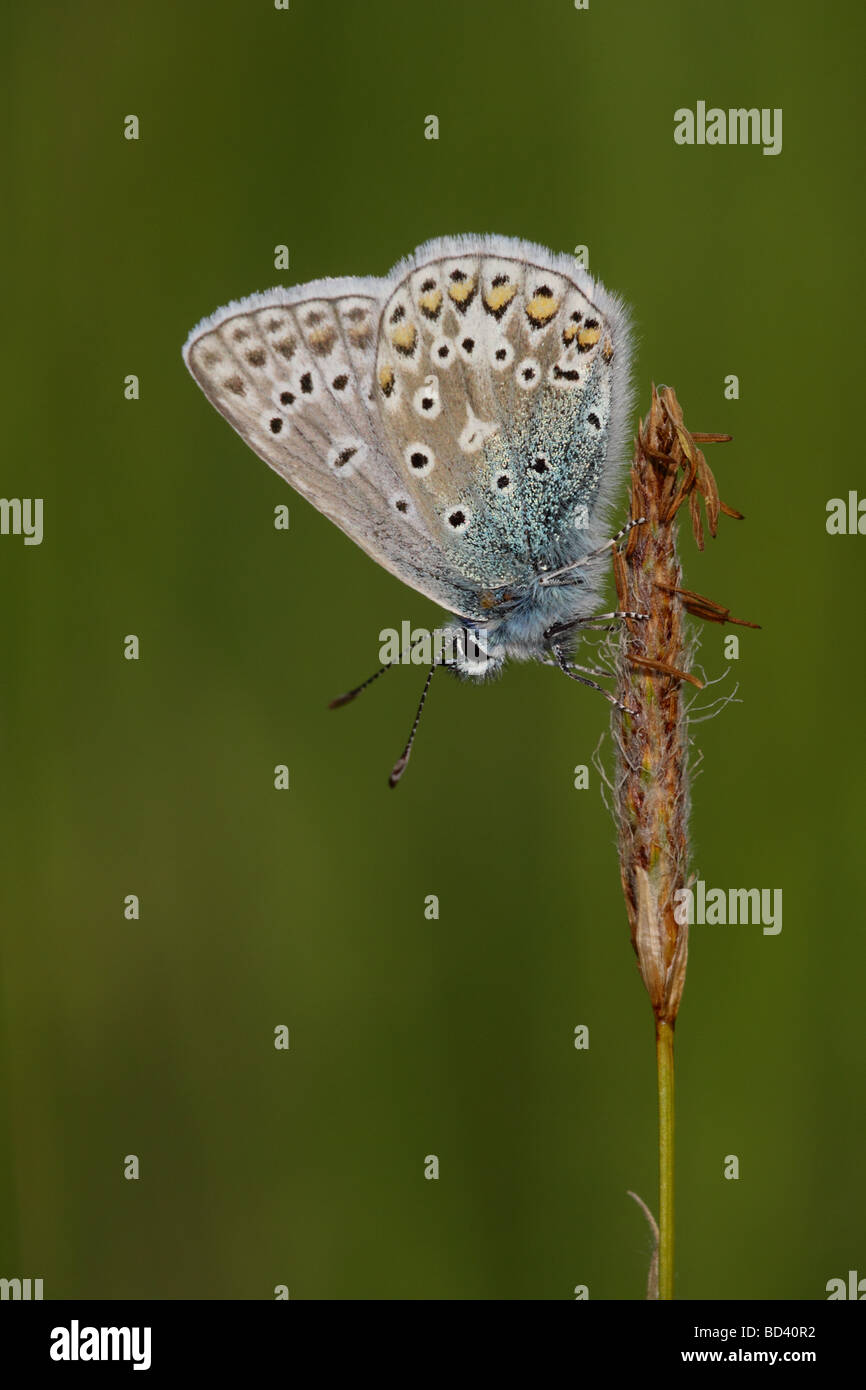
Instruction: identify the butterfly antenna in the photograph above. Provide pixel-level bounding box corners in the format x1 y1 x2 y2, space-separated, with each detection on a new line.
388 663 437 789
328 661 393 709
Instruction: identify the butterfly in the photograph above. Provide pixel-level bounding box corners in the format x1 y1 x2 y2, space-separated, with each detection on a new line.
183 235 643 784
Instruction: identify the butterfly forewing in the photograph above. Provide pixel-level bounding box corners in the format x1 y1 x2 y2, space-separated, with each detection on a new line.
184 285 479 608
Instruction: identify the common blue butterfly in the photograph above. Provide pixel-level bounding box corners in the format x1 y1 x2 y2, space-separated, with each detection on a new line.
184 236 643 782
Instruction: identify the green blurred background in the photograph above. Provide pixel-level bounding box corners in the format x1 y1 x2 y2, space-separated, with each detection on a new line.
2 0 863 1300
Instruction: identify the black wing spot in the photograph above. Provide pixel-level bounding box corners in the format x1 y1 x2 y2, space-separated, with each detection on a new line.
587 412 601 429
332 374 348 391
300 372 313 394
448 509 466 527
279 390 294 405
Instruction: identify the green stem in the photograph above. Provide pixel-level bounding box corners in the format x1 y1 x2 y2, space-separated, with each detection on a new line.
656 1018 675 1299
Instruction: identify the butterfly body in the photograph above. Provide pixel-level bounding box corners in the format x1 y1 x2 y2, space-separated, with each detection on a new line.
184 235 634 687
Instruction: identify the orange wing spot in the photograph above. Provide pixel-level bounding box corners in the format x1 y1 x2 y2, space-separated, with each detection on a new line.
602 337 614 362
378 365 395 396
484 282 517 313
526 294 560 326
448 276 477 304
390 322 417 354
418 287 442 316
578 325 601 349
307 326 337 356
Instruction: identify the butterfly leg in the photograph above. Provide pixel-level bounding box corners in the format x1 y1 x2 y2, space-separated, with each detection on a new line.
539 517 647 587
544 611 649 645
542 656 616 680
550 644 635 713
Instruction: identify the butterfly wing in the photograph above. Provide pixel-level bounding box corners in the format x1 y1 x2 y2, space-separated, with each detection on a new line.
183 238 632 624
371 236 633 614
183 278 483 615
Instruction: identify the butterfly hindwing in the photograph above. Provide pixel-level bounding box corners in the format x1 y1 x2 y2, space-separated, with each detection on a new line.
372 239 629 613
